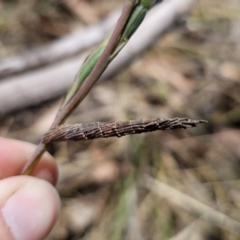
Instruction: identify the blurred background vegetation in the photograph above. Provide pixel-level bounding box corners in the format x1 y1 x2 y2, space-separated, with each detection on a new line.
1 0 240 239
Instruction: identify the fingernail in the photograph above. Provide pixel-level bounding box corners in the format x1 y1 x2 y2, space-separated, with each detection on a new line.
1 180 60 240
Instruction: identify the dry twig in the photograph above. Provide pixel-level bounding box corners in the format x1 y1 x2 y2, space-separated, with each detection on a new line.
144 176 240 236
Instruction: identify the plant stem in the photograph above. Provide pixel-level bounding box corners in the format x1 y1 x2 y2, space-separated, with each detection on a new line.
21 0 137 175
53 0 137 124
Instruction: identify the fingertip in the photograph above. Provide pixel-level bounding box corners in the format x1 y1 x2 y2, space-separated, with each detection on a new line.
0 138 58 185
0 176 61 240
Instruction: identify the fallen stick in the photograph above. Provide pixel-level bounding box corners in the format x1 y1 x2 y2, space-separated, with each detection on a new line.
0 10 120 78
0 0 196 116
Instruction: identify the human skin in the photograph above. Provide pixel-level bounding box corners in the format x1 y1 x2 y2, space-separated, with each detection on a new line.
0 137 60 240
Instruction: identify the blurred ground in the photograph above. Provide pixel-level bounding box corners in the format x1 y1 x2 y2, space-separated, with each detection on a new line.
1 0 240 240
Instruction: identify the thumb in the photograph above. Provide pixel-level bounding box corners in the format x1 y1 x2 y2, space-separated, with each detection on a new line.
0 176 60 240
